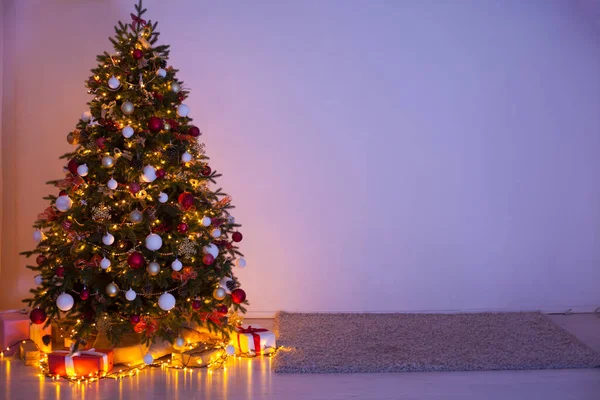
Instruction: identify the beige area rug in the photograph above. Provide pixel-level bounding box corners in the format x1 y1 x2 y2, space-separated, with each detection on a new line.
272 312 600 373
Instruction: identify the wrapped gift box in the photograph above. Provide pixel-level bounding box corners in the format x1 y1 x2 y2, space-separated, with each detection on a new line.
48 349 113 377
0 311 30 356
30 322 52 353
233 325 276 356
171 347 223 368
19 341 40 366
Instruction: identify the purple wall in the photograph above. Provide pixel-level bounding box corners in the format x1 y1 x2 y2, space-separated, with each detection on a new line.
2 0 600 314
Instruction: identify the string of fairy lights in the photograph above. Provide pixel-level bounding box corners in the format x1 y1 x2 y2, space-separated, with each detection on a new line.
1 334 279 383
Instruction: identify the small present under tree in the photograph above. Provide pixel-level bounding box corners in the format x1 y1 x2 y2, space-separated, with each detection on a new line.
21 1 248 351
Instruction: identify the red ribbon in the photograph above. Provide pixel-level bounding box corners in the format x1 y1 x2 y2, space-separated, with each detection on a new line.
130 13 147 30
171 266 197 282
37 206 57 222
237 326 268 355
133 318 159 337
75 254 102 269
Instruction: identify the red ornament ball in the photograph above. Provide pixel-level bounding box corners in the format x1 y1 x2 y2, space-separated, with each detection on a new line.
36 255 47 266
231 288 246 304
80 287 90 300
67 159 79 174
188 126 200 137
55 266 65 278
191 300 202 310
148 116 163 132
178 192 195 210
132 49 144 60
129 182 141 194
29 308 47 325
95 137 107 150
202 254 214 266
232 232 243 243
130 315 141 324
177 223 189 233
156 169 166 179
201 166 212 176
127 252 146 269
59 190 68 197
216 304 228 314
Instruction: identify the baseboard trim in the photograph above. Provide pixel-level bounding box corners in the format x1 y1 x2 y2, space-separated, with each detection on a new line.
244 305 600 319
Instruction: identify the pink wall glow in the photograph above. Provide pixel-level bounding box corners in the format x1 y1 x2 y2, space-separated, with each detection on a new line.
2 0 600 315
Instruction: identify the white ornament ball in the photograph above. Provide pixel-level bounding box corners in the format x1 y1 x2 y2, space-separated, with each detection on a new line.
33 230 44 243
181 152 192 163
101 155 115 168
158 192 169 203
100 257 111 270
125 288 137 301
34 275 43 286
158 292 176 311
219 276 232 293
81 111 92 122
122 125 134 139
171 258 183 272
107 178 118 190
236 258 247 268
143 353 154 365
177 104 189 117
173 337 185 350
55 195 73 212
213 287 226 301
156 68 167 78
145 233 163 251
129 209 143 223
141 165 157 182
102 232 115 246
203 243 219 258
108 76 121 90
56 293 74 311
211 228 221 238
121 101 135 115
147 261 161 276
76 164 88 177
200 216 211 227
170 82 181 93
225 345 235 356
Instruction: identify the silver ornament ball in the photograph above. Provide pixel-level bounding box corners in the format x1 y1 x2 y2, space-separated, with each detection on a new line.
147 261 161 276
105 282 119 297
129 209 144 223
170 82 181 93
213 287 226 301
174 337 186 349
121 101 135 115
101 155 115 168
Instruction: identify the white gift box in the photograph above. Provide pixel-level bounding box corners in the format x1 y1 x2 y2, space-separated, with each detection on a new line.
233 325 276 356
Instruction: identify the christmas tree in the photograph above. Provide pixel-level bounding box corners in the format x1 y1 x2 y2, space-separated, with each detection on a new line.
21 1 248 351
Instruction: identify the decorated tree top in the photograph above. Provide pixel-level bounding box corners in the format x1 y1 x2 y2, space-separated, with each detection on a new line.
22 1 248 350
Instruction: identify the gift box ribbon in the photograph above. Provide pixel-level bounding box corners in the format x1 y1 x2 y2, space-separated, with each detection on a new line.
236 326 268 355
52 348 109 376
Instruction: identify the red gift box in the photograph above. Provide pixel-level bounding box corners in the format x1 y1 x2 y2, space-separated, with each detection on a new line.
0 310 30 356
48 348 113 377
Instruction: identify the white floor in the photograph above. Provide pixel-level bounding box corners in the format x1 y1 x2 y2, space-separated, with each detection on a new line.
0 314 599 400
